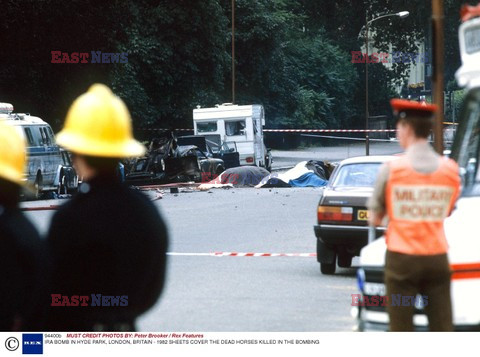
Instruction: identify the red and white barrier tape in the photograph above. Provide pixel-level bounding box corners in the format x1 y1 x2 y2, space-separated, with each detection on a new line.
139 127 455 133
21 205 60 211
139 128 395 133
167 252 316 257
264 129 396 133
140 128 193 131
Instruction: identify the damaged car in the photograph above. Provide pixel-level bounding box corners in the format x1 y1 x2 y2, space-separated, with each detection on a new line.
125 134 225 185
177 134 240 169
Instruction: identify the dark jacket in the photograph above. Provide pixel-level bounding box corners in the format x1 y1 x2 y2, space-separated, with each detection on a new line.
46 175 168 331
0 197 47 331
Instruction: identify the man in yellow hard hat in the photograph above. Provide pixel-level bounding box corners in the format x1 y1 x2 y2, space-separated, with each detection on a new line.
0 120 47 331
46 84 169 331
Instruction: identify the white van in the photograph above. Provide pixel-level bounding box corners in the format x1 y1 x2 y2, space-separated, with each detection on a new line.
0 103 78 197
193 104 272 170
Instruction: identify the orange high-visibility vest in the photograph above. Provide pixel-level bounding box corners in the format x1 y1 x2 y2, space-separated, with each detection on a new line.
385 156 460 255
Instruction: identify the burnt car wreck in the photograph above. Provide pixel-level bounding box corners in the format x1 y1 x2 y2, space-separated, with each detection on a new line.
125 133 232 186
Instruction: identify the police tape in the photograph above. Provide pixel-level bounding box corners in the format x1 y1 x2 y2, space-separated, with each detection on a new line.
167 252 317 257
140 128 193 131
263 129 396 133
266 128 456 133
139 128 397 133
20 205 60 211
139 127 456 133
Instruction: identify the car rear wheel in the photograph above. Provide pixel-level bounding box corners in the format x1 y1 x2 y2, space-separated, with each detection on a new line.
34 173 43 199
320 262 336 274
338 254 353 268
317 239 337 275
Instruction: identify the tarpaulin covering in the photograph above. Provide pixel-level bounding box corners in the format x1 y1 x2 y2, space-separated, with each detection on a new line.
198 166 270 190
218 166 270 186
256 161 330 188
288 172 328 187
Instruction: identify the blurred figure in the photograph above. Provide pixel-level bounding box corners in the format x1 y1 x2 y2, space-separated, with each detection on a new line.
46 84 168 331
0 121 47 331
369 99 461 331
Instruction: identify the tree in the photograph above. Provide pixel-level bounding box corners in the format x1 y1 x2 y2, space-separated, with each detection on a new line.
111 0 230 128
219 0 358 128
0 0 475 133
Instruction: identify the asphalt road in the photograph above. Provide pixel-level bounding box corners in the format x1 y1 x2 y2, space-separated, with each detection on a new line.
24 187 359 332
22 142 405 332
271 141 402 170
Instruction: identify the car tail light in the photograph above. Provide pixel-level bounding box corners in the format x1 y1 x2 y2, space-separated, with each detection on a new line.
317 206 353 222
246 157 254 163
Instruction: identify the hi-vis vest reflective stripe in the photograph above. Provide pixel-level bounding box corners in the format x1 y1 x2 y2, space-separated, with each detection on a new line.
385 156 460 255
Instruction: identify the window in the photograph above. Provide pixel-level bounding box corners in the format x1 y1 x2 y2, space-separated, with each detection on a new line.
197 122 217 133
333 163 382 188
46 126 55 144
194 149 207 159
225 120 246 136
29 126 48 146
23 127 35 146
40 127 51 145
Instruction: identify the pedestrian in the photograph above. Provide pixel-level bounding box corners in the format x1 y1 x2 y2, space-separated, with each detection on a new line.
0 121 47 331
46 84 169 331
368 99 461 331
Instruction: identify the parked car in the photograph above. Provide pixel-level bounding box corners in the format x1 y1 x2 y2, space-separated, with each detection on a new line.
314 155 396 274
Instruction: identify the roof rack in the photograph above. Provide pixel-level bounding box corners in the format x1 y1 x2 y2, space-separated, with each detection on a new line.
10 113 31 121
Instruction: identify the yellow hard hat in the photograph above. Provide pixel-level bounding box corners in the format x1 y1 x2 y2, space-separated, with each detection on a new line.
56 84 146 158
0 121 26 184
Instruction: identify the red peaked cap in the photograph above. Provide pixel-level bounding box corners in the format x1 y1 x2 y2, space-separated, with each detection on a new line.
461 3 480 22
390 99 438 116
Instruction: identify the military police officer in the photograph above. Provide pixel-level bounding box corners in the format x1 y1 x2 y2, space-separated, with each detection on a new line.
369 99 461 331
46 84 169 331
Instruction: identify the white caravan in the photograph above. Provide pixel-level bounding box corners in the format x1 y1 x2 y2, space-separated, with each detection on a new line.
193 104 272 170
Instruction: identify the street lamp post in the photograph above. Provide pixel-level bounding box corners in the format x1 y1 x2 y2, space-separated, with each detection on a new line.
363 11 409 155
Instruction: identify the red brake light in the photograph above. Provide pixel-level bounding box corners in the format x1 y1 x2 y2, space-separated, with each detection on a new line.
246 157 254 163
318 206 353 222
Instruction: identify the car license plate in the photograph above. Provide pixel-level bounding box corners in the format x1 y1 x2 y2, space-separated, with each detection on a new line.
364 282 386 296
357 209 369 221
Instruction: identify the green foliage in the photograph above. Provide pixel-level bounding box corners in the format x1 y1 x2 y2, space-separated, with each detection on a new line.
0 0 474 132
